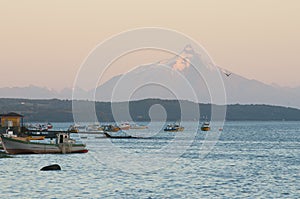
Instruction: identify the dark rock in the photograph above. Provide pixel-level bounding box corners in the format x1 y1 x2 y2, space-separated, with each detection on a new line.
40 164 61 171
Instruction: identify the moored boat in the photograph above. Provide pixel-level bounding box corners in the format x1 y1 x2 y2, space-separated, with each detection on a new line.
47 122 53 129
26 123 49 131
73 123 86 131
1 132 88 154
201 121 210 131
101 124 120 132
119 122 130 130
164 123 184 132
68 125 79 133
86 123 103 132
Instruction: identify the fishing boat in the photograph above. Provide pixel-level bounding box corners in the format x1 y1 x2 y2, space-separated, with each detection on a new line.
101 124 120 132
201 121 211 131
119 122 131 130
164 123 184 132
26 123 49 131
1 132 88 154
47 122 53 129
73 123 86 131
68 125 79 133
86 123 102 132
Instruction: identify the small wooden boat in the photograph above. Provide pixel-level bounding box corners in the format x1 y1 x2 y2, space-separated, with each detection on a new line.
101 124 120 132
73 123 86 131
47 122 53 129
86 123 102 132
164 123 184 132
201 121 211 131
68 125 79 133
1 132 88 154
119 122 130 130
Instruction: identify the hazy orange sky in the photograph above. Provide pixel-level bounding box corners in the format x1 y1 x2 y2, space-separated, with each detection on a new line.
0 0 300 90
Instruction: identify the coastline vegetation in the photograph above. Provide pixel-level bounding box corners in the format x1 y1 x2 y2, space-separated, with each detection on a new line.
0 98 299 122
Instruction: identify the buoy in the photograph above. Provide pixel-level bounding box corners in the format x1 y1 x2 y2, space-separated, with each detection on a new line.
40 164 61 171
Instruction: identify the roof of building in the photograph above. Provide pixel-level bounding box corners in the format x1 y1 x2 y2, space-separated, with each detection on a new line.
0 112 24 117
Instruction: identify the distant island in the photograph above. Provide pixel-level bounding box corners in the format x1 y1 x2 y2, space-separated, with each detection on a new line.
0 98 299 122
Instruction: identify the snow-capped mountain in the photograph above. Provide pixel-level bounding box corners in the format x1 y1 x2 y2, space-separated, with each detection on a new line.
93 44 216 103
1 44 300 108
93 44 300 108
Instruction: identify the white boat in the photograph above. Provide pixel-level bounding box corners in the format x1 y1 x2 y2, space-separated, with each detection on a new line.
119 122 130 130
164 123 184 132
201 121 210 131
73 123 86 131
26 123 48 131
1 132 88 154
86 123 102 132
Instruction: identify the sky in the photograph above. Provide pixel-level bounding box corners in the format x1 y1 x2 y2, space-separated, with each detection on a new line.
0 0 300 91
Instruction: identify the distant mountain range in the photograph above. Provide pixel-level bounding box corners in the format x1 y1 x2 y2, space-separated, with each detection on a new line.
0 85 71 99
1 45 300 108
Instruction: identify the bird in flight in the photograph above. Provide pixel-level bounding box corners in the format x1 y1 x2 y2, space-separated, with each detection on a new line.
224 72 232 77
218 66 232 77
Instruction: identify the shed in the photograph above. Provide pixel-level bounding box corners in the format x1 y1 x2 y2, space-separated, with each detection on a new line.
0 112 24 128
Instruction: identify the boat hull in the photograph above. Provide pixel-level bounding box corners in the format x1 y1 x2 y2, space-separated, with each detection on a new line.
201 127 210 131
1 136 88 155
101 125 120 132
120 126 130 130
164 127 184 132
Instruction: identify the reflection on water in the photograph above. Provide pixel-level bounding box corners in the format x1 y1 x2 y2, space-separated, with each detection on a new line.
1 121 300 198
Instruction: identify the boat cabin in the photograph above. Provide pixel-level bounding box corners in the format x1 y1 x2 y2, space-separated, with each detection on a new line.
0 112 24 135
56 133 74 144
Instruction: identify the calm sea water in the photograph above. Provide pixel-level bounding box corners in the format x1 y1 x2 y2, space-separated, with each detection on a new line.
1 121 300 198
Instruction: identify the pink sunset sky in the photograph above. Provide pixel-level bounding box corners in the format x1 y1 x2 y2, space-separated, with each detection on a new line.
0 0 300 91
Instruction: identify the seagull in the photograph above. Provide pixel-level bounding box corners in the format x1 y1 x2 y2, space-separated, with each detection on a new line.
218 66 232 77
224 72 232 77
